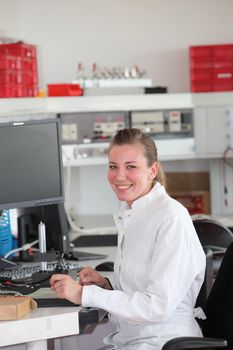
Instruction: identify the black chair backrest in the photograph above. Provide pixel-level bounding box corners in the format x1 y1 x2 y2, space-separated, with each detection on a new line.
202 241 233 348
193 217 233 249
195 248 213 309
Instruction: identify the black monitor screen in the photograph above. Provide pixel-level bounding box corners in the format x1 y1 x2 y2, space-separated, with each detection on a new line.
0 119 64 210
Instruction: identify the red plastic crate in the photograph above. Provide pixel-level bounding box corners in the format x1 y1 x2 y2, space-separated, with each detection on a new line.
47 84 83 97
191 80 233 92
22 84 38 97
213 45 233 58
0 56 37 72
190 46 213 61
0 56 20 70
0 83 38 98
0 43 36 58
0 42 38 98
0 70 38 85
190 44 233 92
0 71 18 84
18 71 38 85
191 68 233 80
190 44 233 59
20 57 37 71
0 84 20 98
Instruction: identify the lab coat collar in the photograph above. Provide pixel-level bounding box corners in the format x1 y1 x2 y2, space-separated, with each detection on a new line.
118 182 166 213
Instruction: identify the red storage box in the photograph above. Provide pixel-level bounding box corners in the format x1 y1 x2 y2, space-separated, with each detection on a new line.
0 56 20 70
190 44 233 92
47 84 83 97
0 83 38 98
0 43 36 58
0 42 38 98
0 71 19 84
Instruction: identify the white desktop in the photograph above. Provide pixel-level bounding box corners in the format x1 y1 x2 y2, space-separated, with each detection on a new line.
0 246 117 350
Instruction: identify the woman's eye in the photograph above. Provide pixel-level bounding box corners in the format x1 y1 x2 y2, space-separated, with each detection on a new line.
109 165 116 170
127 165 136 169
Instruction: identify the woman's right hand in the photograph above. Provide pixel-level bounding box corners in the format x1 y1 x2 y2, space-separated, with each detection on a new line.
79 267 112 290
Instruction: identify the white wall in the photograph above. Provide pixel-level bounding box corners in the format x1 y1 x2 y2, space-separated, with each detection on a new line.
0 1 19 37
0 0 233 92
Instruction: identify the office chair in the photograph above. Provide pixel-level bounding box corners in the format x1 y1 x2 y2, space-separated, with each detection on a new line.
162 241 233 350
192 216 233 276
192 216 233 249
195 248 213 309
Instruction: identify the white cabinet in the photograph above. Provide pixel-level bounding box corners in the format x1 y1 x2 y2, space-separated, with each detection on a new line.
194 106 233 157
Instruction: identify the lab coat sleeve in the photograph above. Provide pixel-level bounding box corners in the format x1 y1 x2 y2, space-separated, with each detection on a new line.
82 217 206 325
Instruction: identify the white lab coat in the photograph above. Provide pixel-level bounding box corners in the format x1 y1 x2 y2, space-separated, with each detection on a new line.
82 183 206 349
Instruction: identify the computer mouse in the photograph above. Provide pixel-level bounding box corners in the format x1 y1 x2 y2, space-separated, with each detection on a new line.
95 261 114 271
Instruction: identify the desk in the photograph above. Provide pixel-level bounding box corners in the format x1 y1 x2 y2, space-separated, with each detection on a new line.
0 246 116 350
0 306 80 349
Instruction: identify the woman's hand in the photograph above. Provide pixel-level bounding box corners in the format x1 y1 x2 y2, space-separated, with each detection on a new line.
79 267 112 290
50 274 82 304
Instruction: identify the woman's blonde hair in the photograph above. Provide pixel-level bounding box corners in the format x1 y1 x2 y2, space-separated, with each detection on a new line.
108 128 166 188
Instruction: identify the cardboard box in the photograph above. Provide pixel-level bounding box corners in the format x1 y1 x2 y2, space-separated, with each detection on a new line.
0 296 37 320
170 190 210 215
166 172 210 192
166 172 211 214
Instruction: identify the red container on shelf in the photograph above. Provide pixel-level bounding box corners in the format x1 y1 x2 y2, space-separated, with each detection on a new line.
189 44 233 92
0 56 20 70
47 84 83 97
0 43 36 58
0 42 38 98
0 83 38 98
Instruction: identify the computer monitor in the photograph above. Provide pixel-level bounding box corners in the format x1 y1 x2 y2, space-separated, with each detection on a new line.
0 118 70 257
0 118 64 210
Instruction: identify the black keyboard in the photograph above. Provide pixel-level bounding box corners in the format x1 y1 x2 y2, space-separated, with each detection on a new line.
0 262 80 282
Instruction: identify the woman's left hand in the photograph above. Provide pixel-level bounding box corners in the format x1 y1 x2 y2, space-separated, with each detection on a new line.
50 274 83 304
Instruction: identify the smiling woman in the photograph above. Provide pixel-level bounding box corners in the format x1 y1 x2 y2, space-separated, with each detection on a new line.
51 128 206 350
107 128 165 207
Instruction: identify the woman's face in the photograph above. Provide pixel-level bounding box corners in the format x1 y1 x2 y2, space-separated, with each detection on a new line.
108 143 159 207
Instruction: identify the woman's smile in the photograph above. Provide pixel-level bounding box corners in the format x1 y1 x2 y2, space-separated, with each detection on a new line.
115 183 133 190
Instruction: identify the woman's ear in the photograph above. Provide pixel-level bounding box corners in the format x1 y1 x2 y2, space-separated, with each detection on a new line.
150 162 159 180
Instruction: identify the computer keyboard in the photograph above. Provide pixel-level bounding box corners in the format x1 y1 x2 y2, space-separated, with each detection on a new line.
0 261 81 283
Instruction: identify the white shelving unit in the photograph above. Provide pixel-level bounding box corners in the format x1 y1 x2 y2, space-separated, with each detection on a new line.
0 93 193 116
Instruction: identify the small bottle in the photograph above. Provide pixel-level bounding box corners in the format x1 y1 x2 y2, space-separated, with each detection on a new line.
38 221 47 271
77 62 84 87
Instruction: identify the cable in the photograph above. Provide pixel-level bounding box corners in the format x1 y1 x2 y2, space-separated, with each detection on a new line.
0 290 23 296
64 165 117 235
4 240 39 259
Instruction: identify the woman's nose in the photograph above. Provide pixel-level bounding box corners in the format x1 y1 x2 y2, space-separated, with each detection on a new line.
115 169 127 180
